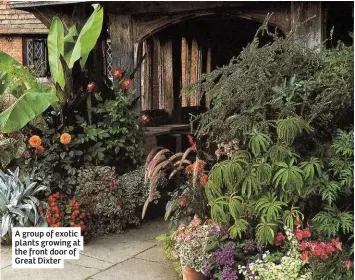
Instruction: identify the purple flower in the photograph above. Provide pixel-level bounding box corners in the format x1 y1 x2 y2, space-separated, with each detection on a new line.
201 262 213 277
212 242 236 266
221 266 238 280
243 239 257 253
210 224 229 237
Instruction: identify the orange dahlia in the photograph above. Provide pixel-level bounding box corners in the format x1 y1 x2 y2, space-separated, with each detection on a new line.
29 135 41 147
60 133 72 144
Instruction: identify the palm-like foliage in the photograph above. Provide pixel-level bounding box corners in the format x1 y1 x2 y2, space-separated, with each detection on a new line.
255 192 286 222
276 116 311 145
0 168 48 239
256 217 277 245
273 158 304 191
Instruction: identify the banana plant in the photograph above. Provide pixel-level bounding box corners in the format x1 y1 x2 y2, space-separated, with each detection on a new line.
0 4 103 133
48 3 103 92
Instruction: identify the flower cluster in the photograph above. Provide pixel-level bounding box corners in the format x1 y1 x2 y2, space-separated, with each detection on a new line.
46 192 65 227
274 232 286 246
108 177 119 190
111 67 132 90
295 227 311 241
299 238 342 261
46 192 89 236
67 197 89 235
26 133 72 159
185 160 206 175
215 139 241 160
173 216 227 272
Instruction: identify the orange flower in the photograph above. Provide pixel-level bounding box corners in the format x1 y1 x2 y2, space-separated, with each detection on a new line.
121 78 132 90
345 260 352 270
87 82 96 92
35 145 45 156
60 133 71 144
140 114 150 125
200 175 208 186
300 251 311 262
112 68 125 79
29 135 41 148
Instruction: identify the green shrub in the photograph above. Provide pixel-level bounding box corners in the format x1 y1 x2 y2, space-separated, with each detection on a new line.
75 165 146 237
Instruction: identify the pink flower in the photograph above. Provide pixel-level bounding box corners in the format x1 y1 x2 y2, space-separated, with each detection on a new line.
191 215 201 227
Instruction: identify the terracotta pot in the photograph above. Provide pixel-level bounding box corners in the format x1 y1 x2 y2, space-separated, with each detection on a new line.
182 266 207 280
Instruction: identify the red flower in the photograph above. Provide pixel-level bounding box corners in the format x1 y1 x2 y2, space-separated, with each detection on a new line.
140 114 150 125
294 220 302 228
112 68 125 79
187 135 196 151
200 175 208 186
331 237 342 251
23 150 31 159
274 232 286 246
302 227 311 238
178 196 187 208
35 145 45 156
295 229 304 241
345 260 352 270
37 205 43 212
87 82 96 92
300 251 311 262
121 78 132 90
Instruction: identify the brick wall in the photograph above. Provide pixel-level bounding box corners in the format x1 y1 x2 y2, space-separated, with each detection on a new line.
0 0 47 34
0 35 22 63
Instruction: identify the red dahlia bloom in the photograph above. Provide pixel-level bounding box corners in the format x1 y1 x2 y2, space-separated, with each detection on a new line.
121 78 132 90
112 68 125 79
87 82 96 92
274 232 286 246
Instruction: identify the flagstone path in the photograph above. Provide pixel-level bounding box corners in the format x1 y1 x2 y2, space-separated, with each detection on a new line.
1 219 179 280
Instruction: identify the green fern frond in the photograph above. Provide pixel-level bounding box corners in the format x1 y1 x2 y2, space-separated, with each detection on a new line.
331 130 354 157
282 205 304 229
256 216 277 245
229 218 249 239
273 158 304 191
320 181 341 205
255 192 286 222
256 162 272 185
313 206 354 237
248 132 272 156
241 168 259 198
267 143 293 162
276 116 311 145
299 157 323 180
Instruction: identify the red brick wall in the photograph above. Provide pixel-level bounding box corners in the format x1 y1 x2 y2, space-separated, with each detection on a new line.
0 35 22 63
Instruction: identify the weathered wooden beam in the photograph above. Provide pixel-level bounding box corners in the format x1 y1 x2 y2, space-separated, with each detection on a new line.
161 39 174 115
181 37 188 107
291 2 324 50
109 14 135 75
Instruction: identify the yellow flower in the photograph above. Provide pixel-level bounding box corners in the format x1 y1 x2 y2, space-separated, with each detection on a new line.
60 133 71 144
29 135 41 148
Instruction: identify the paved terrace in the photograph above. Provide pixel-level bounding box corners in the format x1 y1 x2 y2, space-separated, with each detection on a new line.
1 219 179 280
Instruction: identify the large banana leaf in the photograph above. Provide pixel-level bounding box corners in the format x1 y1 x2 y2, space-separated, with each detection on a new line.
0 88 58 133
0 52 37 97
48 17 65 89
68 4 103 68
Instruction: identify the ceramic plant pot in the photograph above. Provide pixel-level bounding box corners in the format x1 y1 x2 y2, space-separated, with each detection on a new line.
182 266 207 280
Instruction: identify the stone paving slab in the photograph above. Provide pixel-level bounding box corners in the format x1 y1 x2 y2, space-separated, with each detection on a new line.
91 257 179 280
0 219 178 280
